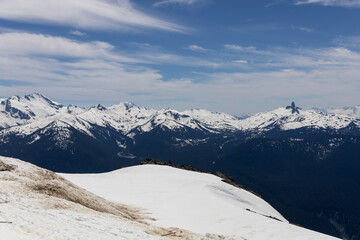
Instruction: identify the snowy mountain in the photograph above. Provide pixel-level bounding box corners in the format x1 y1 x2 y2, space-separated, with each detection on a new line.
0 93 238 135
1 93 359 173
240 107 359 131
314 105 360 119
0 155 340 240
0 93 85 128
1 93 359 140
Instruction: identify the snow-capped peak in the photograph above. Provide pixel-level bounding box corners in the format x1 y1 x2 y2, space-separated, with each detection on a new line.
239 104 359 131
122 101 136 109
22 93 63 109
0 93 63 128
91 104 107 111
109 101 137 111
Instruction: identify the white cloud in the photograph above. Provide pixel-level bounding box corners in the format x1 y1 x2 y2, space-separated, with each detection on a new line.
154 0 208 7
0 33 169 102
127 42 219 67
334 35 360 48
2 51 359 114
0 0 187 32
0 32 220 109
291 26 313 32
280 47 360 68
224 44 258 52
0 32 136 62
295 0 360 8
0 33 220 69
299 27 313 32
199 66 360 112
0 32 360 114
185 44 207 51
223 44 271 55
69 30 87 36
223 43 360 69
134 52 220 67
232 60 248 64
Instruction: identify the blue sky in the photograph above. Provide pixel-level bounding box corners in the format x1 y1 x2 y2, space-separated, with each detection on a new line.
0 0 360 114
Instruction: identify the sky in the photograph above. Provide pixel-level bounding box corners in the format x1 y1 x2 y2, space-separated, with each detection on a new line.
0 0 360 115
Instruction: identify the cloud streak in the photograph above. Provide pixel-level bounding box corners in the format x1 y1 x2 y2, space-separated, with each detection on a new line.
185 44 207 52
295 0 360 8
154 0 208 7
0 32 136 62
69 30 87 36
0 32 168 103
0 0 187 32
333 35 360 49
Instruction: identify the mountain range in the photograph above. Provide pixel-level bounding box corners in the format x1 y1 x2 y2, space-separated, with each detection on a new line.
1 93 360 239
1 93 359 136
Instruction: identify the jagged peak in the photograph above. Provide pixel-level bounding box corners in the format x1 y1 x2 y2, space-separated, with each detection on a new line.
122 101 136 109
285 101 302 114
91 104 107 111
162 108 179 113
110 102 137 111
185 108 233 117
24 92 47 99
9 95 20 101
5 93 62 107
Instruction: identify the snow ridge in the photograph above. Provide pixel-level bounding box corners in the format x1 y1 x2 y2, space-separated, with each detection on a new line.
60 164 340 240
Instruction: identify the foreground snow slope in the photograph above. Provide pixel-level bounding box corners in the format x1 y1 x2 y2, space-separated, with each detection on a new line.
0 156 224 240
61 165 340 240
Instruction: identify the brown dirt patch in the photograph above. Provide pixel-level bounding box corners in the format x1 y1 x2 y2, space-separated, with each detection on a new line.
0 161 17 172
30 181 142 220
149 227 216 240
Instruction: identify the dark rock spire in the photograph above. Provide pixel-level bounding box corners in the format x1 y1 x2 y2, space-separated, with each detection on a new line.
286 101 302 114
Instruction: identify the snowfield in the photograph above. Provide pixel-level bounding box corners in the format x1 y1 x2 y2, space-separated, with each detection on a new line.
0 156 225 240
61 164 340 240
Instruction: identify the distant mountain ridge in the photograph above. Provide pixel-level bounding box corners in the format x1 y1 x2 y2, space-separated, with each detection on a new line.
1 93 360 171
0 93 242 135
1 93 359 138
